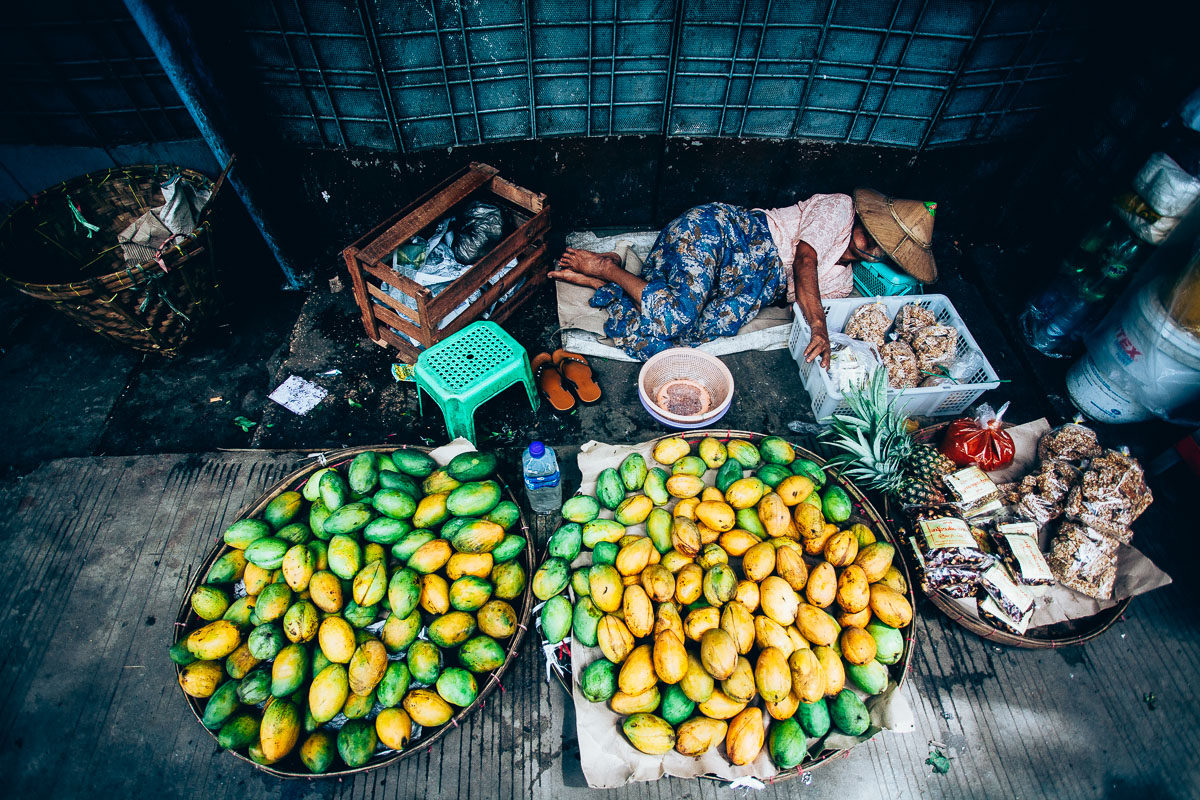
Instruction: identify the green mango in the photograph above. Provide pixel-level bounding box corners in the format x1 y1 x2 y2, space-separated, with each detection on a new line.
363 516 412 545
759 436 796 466
447 519 506 554
671 455 707 477
342 689 375 719
372 489 416 520
541 595 572 643
342 600 378 629
276 522 311 545
319 471 348 512
302 468 333 502
449 576 493 612
264 491 303 529
377 661 411 707
446 450 498 482
591 541 619 566
596 468 626 510
646 508 673 554
845 660 889 696
391 530 436 562
532 557 570 600
217 710 259 750
436 667 479 707
735 507 766 538
547 523 583 561
821 486 853 524
300 730 336 774
791 458 827 489
256 583 292 622
201 680 241 730
829 689 870 736
486 500 521 531
168 640 197 666
382 609 422 654
756 464 792 489
244 537 288 570
659 684 695 726
491 560 526 600
422 469 461 495
407 640 443 684
324 502 373 536
337 719 378 768
618 452 649 491
561 495 600 524
571 568 591 597
390 448 438 478
580 658 618 702
643 467 669 506
311 649 332 677
247 623 286 660
457 636 505 673
237 669 271 705
768 717 806 769
866 622 904 666
491 535 526 563
271 643 310 697
715 458 743 493
378 470 422 497
572 597 603 647
348 451 380 496
308 500 333 541
191 585 230 621
224 519 271 550
222 595 257 629
327 534 363 580
581 519 626 549
795 698 831 737
726 440 761 469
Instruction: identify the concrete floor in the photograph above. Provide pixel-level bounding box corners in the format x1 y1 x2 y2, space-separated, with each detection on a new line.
0 222 1194 797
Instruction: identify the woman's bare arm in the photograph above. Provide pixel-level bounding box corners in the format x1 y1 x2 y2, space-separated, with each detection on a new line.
793 240 831 369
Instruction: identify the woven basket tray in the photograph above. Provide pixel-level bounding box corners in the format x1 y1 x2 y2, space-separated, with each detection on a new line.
0 165 224 356
901 420 1131 648
542 429 916 785
173 444 535 778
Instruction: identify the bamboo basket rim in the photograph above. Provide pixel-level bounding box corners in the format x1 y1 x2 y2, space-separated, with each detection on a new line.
542 428 916 785
0 164 215 293
173 443 535 779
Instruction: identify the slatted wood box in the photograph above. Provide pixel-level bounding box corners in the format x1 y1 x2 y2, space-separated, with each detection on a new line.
342 162 550 361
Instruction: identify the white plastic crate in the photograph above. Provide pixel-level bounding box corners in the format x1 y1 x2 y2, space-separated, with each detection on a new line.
788 294 1002 420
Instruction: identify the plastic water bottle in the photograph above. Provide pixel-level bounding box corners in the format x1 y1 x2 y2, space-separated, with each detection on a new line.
522 441 562 514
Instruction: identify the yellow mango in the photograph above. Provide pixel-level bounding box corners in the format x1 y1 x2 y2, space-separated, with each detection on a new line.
375 707 412 751
348 639 388 695
766 689 801 721
242 562 272 596
673 497 699 519
795 603 839 646
837 606 872 629
654 602 685 642
671 517 702 557
446 552 493 580
308 571 343 613
813 645 844 696
660 549 694 573
724 477 766 509
718 528 761 557
319 617 357 663
879 565 908 595
721 656 756 703
753 615 794 657
840 626 878 665
734 579 760 612
695 501 735 532
618 644 657 696
589 564 624 613
836 564 871 613
869 583 913 628
666 474 705 499
680 652 715 703
675 717 727 756
640 564 675 603
805 561 837 608
788 648 825 703
622 585 654 639
699 628 738 680
653 629 688 684
793 503 824 539
598 615 635 663
684 606 720 641
178 659 223 698
610 686 662 715
615 537 655 577
776 545 808 592
759 576 799 626
855 542 896 583
776 475 814 506
824 530 859 567
403 688 453 727
803 525 837 556
674 563 703 605
720 600 755 655
850 522 877 548
698 688 747 720
725 707 765 766
653 437 690 465
755 647 792 704
757 493 792 539
186 620 241 660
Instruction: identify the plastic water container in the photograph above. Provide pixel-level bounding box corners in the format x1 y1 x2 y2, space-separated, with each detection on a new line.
521 441 562 514
1067 277 1200 422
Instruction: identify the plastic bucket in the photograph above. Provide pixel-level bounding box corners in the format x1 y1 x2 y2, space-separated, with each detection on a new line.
1068 278 1200 422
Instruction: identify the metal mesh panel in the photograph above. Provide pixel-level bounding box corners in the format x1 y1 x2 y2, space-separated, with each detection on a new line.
0 0 1087 153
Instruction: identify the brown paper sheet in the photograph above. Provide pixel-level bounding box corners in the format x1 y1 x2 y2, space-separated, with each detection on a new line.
567 438 916 789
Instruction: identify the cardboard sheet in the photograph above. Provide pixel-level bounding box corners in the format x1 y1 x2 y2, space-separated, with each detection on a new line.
557 231 795 362
567 437 916 788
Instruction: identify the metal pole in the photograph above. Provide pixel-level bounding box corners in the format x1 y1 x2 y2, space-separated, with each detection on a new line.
123 0 306 289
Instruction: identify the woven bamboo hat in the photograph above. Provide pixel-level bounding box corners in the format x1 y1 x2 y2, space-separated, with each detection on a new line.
853 188 938 283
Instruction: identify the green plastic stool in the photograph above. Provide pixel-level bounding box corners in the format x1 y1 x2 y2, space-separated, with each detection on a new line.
414 321 540 445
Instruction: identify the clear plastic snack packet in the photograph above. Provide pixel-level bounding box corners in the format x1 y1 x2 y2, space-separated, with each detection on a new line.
979 563 1035 623
992 521 1055 586
1046 522 1119 600
1063 448 1152 542
881 340 920 389
977 593 1031 635
1036 420 1102 463
909 506 996 570
908 541 981 597
843 301 892 347
943 465 1004 520
894 302 938 343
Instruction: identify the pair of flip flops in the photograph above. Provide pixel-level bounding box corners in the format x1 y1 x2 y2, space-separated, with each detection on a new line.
533 349 601 411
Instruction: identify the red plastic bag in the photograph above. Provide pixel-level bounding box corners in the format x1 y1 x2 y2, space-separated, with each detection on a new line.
940 402 1015 471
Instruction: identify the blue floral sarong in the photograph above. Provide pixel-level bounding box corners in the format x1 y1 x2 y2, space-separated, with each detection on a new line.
590 203 783 360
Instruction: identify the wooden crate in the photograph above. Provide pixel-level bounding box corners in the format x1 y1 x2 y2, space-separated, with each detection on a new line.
341 162 551 361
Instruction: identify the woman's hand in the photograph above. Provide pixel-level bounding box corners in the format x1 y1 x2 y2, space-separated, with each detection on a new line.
804 326 832 370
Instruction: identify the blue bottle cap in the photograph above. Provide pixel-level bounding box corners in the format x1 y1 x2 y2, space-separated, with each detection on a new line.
529 441 545 457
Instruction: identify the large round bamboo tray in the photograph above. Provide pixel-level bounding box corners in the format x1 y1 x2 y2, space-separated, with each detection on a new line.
541 429 916 785
906 421 1133 649
173 444 535 778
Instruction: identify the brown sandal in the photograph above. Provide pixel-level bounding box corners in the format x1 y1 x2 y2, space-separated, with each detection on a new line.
552 349 602 404
532 352 576 412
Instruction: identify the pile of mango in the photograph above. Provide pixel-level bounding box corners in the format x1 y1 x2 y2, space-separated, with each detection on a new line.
171 448 528 775
532 436 912 770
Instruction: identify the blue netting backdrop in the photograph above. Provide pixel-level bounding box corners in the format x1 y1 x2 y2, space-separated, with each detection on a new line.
0 0 1085 153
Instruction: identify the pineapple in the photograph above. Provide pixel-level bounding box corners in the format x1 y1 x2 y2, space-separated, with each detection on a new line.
823 368 946 505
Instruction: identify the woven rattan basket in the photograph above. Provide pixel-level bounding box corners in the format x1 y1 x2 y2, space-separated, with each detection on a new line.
637 348 735 428
0 165 224 356
173 444 535 778
542 429 916 785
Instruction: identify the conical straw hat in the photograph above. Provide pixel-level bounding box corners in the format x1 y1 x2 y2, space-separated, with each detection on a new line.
853 188 938 283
